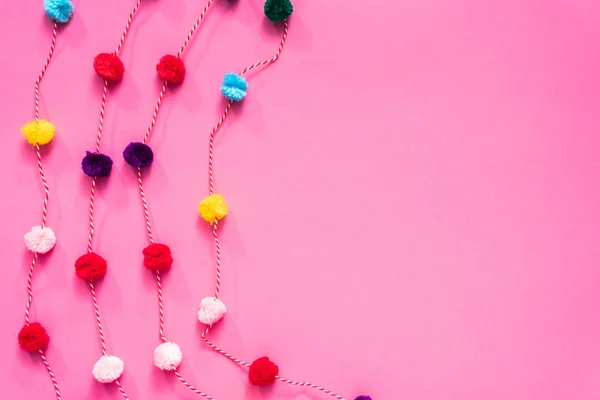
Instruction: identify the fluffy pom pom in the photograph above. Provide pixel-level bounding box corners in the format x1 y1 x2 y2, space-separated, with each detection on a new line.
21 120 55 146
249 357 279 385
197 297 227 325
75 252 107 280
94 53 125 81
24 226 56 254
355 397 372 400
142 243 173 271
18 322 50 352
264 0 293 22
82 151 113 178
157 55 186 84
153 342 183 370
92 355 124 383
123 142 154 168
198 194 228 224
44 0 73 23
221 73 248 101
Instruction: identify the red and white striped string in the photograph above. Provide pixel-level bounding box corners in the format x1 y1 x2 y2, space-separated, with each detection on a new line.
133 0 221 397
22 19 62 400
83 1 144 398
202 20 346 400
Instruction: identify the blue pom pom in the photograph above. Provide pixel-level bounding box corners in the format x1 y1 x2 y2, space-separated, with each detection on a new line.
355 396 372 400
221 73 248 101
44 0 74 24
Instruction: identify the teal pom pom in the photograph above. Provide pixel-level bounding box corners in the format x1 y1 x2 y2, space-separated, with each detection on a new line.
221 73 248 102
264 0 293 22
44 0 74 24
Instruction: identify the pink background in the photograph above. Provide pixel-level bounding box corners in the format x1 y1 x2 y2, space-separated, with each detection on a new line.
1 0 600 399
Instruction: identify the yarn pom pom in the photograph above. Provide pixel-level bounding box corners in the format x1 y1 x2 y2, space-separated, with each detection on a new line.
153 342 183 370
21 120 55 146
82 151 113 178
18 322 50 352
75 252 107 280
264 0 293 22
221 73 248 101
157 55 186 84
92 355 124 383
94 53 125 81
44 0 74 23
142 243 173 271
355 397 372 400
24 226 56 254
197 297 227 325
123 142 154 168
249 357 279 385
198 194 228 224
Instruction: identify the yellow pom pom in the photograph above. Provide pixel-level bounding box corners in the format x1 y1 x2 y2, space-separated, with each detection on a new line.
21 120 55 145
199 194 228 224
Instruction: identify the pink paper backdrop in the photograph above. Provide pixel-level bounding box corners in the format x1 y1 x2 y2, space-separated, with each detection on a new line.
2 0 600 399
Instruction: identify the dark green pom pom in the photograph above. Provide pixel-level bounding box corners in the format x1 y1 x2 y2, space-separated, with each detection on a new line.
264 0 293 22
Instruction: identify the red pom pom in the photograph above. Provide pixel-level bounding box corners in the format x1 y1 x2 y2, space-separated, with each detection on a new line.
94 53 125 81
18 322 50 352
75 252 107 280
156 55 186 84
249 356 279 385
143 243 173 271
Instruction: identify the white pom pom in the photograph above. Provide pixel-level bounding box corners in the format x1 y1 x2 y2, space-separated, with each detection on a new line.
198 297 227 325
92 355 124 383
153 342 183 370
24 226 56 253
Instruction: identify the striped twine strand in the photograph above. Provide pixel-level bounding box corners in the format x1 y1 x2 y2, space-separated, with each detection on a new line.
174 371 216 399
23 17 62 400
202 19 347 399
137 168 155 243
83 1 145 398
39 351 62 400
89 281 108 355
34 22 57 122
115 0 143 55
131 0 220 397
177 0 216 57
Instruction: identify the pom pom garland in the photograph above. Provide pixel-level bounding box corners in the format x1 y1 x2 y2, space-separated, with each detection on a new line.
198 194 228 224
264 0 293 22
123 142 154 168
44 0 74 23
92 355 125 383
21 120 55 146
157 55 186 84
153 342 183 370
18 0 72 395
93 53 125 81
24 226 56 253
197 297 227 325
81 151 113 178
142 243 173 271
221 73 248 101
249 357 279 385
75 252 107 280
18 323 50 352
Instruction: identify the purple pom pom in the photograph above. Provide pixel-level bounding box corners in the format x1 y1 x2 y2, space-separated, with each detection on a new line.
123 142 154 168
355 397 372 400
82 151 113 178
